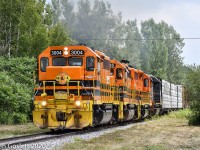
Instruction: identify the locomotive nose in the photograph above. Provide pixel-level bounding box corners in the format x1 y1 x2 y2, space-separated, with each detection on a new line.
46 66 84 81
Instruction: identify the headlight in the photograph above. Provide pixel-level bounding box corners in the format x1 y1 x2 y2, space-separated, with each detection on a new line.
75 100 81 107
41 101 47 107
64 47 68 55
64 50 68 55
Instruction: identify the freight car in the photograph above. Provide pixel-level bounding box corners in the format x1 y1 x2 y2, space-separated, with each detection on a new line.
33 45 183 130
150 76 183 115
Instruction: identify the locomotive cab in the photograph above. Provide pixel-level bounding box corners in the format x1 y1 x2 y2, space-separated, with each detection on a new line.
33 45 103 129
33 45 117 130
110 60 134 121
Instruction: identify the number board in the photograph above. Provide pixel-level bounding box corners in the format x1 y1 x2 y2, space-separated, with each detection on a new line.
110 63 115 68
51 50 63 56
70 50 84 55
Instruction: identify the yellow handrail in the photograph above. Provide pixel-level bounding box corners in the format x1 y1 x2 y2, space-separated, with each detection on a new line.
77 81 80 99
93 69 97 97
41 81 81 100
43 81 46 94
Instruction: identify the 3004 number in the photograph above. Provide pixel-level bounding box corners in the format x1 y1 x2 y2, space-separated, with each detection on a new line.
70 50 84 55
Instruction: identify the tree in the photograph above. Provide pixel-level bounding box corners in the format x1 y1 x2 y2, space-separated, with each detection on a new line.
49 23 72 46
51 0 124 56
163 23 184 83
121 20 142 68
186 65 200 125
0 0 50 57
0 0 20 57
17 0 50 57
140 19 184 81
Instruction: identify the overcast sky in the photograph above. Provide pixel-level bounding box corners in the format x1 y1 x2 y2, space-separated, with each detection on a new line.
47 0 200 65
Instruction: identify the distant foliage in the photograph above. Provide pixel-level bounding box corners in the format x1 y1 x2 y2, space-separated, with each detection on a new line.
0 57 35 124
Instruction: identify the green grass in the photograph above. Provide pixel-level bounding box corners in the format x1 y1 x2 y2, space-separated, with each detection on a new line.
167 109 191 119
0 123 48 139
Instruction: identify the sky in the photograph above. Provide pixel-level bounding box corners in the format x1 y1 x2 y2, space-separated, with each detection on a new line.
47 0 200 65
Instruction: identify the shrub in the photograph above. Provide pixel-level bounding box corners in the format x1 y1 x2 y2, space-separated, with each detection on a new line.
0 57 36 124
0 112 13 124
12 113 28 124
187 65 200 125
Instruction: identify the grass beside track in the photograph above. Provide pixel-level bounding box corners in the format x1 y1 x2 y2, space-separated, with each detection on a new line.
62 109 200 150
0 123 48 139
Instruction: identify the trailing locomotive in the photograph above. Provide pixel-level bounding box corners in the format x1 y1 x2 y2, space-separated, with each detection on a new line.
33 45 183 130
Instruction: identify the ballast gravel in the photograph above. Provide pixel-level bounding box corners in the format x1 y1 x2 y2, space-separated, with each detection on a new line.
2 122 147 150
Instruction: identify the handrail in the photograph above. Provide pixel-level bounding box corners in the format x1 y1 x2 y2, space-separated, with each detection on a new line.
77 81 80 99
93 68 97 97
41 80 81 99
43 81 46 94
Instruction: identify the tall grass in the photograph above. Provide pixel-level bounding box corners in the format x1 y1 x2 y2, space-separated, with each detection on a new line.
167 109 191 119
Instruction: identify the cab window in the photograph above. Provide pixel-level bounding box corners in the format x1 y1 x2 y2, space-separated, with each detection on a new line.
97 59 101 73
144 78 149 87
40 57 49 72
68 57 83 66
116 68 123 79
52 57 66 66
125 71 128 79
128 70 131 78
86 57 94 71
110 68 114 76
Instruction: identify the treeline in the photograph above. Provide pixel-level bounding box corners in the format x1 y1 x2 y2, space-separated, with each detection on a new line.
51 0 184 84
0 0 184 83
0 0 199 124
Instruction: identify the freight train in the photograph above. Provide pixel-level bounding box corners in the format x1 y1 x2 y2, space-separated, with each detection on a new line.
33 45 183 130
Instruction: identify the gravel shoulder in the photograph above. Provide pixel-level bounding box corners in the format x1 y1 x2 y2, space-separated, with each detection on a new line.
61 109 200 150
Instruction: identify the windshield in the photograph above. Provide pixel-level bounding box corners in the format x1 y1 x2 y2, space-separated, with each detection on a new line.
68 57 83 66
52 57 66 66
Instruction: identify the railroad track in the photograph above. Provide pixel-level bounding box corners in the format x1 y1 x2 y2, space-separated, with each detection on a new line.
0 121 142 149
0 130 81 149
0 132 52 149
